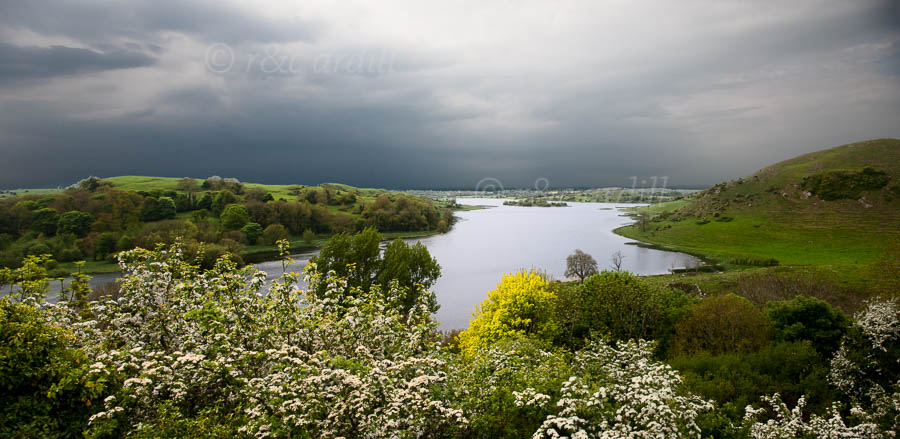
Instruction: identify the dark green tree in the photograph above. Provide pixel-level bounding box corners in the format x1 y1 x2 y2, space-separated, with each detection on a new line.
30 208 59 236
240 222 263 245
197 192 213 210
140 197 176 222
211 191 237 217
56 211 94 237
309 227 382 293
378 239 442 313
766 296 849 357
221 204 250 230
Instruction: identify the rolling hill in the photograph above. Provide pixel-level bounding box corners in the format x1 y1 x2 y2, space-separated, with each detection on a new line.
616 138 900 272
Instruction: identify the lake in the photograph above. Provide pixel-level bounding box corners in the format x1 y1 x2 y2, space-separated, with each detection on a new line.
33 199 698 330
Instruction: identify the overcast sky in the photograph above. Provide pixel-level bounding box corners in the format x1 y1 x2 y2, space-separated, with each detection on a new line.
1 0 898 189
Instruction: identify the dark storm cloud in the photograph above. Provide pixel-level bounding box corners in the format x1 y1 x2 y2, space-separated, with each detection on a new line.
0 0 321 44
0 43 156 81
0 0 898 189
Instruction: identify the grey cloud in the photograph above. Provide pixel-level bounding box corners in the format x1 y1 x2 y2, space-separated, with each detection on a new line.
0 43 156 82
0 0 322 45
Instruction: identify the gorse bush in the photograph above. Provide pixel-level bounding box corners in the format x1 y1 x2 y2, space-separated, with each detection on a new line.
458 271 559 353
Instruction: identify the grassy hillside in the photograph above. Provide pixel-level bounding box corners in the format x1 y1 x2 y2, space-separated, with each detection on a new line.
617 139 900 280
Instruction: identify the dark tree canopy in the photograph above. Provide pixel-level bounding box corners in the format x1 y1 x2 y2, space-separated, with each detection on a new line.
309 227 442 314
56 211 94 237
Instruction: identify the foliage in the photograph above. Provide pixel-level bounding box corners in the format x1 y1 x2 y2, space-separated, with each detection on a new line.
743 393 887 439
220 203 251 230
361 194 443 232
56 210 94 237
672 294 770 356
0 178 450 270
30 207 59 236
730 255 779 267
309 227 382 292
377 239 442 314
302 228 316 244
458 271 559 353
309 228 442 315
532 339 714 438
555 271 691 351
239 222 263 245
0 299 109 437
139 196 176 222
261 223 289 245
829 297 900 432
564 249 598 281
448 337 572 438
671 341 837 422
801 167 891 201
766 296 850 357
9 242 459 438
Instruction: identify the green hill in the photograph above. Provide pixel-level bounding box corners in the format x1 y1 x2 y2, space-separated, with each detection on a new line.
616 139 900 274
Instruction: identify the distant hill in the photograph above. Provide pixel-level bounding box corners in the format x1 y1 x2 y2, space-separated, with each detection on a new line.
617 139 900 271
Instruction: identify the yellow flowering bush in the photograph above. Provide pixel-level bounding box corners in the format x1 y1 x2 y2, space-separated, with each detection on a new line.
458 271 559 353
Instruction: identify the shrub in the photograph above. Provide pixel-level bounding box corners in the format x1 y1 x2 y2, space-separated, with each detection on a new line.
672 294 769 356
734 270 866 314
261 224 289 245
672 341 835 421
555 271 691 350
766 296 849 357
302 228 316 244
449 337 571 438
830 298 900 410
239 222 263 245
730 255 779 267
58 247 84 262
0 299 109 436
801 167 891 201
458 271 559 352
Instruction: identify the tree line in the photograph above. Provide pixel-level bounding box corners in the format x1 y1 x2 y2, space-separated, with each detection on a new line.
0 176 451 273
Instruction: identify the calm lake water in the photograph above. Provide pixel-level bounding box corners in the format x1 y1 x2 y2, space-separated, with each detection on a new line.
36 199 698 330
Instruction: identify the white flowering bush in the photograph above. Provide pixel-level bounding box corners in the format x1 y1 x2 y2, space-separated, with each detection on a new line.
826 297 900 434
29 241 463 438
448 337 573 438
532 339 714 439
743 393 887 439
737 297 900 439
